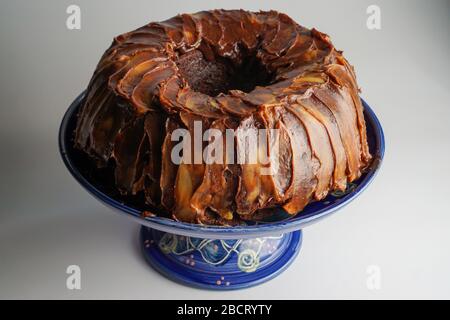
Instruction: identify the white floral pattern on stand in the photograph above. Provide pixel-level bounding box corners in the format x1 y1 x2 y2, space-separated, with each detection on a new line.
158 233 283 272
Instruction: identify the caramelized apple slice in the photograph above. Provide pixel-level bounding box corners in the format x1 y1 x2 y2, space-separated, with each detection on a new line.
191 11 222 48
261 13 297 57
176 89 224 118
235 112 277 215
130 63 176 113
172 114 208 222
190 119 239 220
109 51 164 90
160 118 180 211
89 94 131 163
287 104 334 200
156 15 185 47
260 107 293 203
298 95 348 190
117 57 168 98
314 82 362 181
215 94 256 116
326 63 371 165
280 107 318 214
112 118 145 193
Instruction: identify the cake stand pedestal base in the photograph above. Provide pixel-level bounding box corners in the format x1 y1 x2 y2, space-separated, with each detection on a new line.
140 227 302 290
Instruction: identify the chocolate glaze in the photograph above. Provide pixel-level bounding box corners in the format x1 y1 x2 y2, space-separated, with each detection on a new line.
74 9 372 224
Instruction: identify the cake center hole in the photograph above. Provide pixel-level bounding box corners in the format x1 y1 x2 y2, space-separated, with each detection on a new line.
176 49 273 97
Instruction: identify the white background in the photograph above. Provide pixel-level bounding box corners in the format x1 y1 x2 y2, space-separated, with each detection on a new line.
0 0 449 299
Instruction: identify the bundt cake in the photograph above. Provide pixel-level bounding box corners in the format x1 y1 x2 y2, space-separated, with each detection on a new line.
74 9 372 225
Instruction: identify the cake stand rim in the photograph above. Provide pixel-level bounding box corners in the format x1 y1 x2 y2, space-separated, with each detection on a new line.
59 91 385 239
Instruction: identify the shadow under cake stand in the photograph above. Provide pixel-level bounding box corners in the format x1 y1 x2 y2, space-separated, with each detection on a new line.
59 92 384 290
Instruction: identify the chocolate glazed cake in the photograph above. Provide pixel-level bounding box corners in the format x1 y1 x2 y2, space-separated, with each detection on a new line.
74 9 372 225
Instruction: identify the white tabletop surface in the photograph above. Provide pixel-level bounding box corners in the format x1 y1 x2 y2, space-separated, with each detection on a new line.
0 0 449 299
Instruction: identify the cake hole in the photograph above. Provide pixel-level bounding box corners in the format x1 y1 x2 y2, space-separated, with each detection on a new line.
176 49 273 97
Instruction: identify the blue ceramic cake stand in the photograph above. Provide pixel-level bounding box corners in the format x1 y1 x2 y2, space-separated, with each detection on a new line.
59 92 384 290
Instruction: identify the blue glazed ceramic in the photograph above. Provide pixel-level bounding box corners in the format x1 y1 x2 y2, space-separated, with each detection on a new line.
140 228 302 290
59 92 384 290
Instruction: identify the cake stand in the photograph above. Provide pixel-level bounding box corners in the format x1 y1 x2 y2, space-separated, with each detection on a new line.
59 92 384 290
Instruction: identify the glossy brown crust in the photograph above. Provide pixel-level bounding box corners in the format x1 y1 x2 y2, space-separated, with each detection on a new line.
74 9 371 224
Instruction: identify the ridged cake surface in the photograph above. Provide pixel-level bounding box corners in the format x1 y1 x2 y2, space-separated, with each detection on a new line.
75 9 372 224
